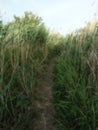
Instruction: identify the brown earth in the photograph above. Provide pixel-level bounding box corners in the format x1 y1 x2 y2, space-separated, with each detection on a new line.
34 58 57 130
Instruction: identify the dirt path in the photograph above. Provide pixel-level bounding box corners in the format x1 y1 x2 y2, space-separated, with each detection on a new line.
34 58 57 130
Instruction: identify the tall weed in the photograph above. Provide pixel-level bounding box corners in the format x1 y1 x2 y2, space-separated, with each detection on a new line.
53 22 98 130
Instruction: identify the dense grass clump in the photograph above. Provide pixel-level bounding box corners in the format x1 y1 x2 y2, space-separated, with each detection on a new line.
53 22 98 130
0 12 48 129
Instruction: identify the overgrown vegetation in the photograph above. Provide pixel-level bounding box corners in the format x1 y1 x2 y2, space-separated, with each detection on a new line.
0 12 49 130
0 12 98 130
53 22 98 130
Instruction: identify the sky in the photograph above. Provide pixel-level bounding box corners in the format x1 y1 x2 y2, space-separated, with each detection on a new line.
0 0 98 35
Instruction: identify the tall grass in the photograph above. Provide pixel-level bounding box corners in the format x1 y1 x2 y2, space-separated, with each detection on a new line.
53 21 98 130
0 12 48 129
1 12 98 130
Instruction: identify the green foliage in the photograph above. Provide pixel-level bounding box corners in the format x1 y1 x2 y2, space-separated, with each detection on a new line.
53 23 98 130
0 12 48 129
1 12 98 130
47 33 65 60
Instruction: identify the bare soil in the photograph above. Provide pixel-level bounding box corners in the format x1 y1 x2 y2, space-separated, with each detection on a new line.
34 58 57 130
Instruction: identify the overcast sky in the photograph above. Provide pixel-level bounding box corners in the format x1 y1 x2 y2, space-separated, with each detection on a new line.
0 0 98 35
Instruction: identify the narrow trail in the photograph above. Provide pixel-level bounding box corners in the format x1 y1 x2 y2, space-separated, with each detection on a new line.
34 57 57 130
